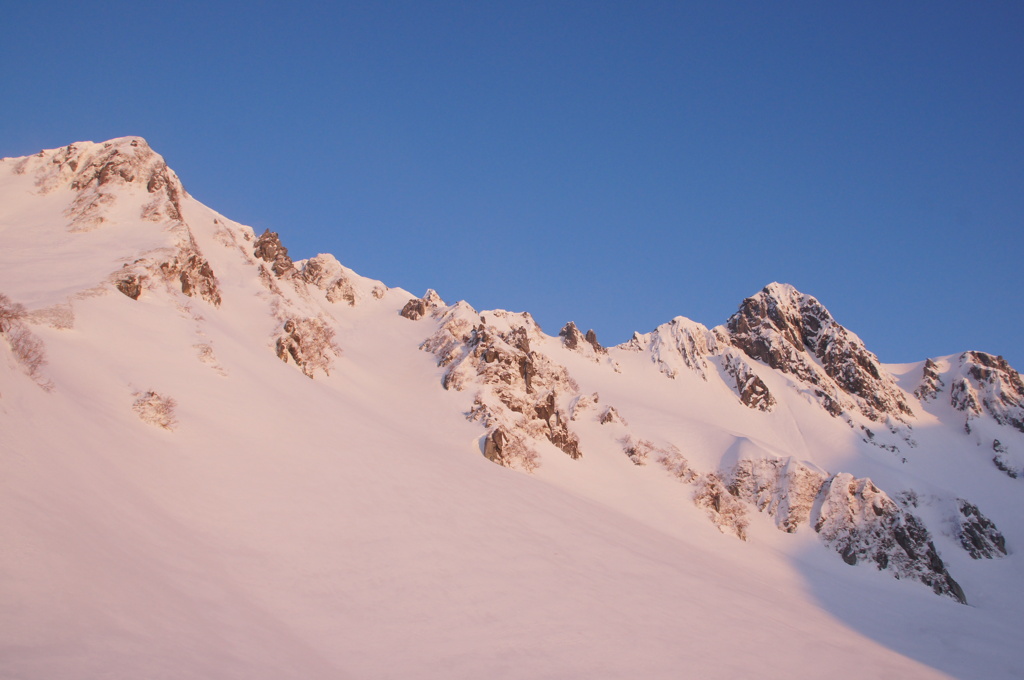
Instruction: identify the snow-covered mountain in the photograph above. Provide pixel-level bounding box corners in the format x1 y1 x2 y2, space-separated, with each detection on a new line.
2 137 1022 679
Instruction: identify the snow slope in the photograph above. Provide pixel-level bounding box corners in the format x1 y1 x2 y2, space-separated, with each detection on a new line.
1 138 1022 679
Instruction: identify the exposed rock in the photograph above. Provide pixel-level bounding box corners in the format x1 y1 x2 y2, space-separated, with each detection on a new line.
813 473 965 603
483 426 539 472
401 298 429 320
275 317 340 378
298 254 373 306
253 229 295 277
723 354 775 412
559 321 607 355
914 358 944 400
955 352 1024 433
723 283 913 422
695 472 749 540
158 234 221 306
115 272 143 300
18 138 188 231
421 304 584 468
534 391 581 459
950 377 983 415
954 499 1007 559
483 427 506 463
647 317 721 381
727 457 825 533
584 329 606 354
990 439 1021 478
638 317 776 412
401 289 445 321
559 321 585 350
600 406 627 426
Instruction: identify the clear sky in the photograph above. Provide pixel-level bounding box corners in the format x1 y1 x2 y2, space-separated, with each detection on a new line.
4 1 1022 367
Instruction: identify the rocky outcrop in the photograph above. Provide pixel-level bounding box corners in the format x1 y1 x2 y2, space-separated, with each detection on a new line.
914 358 944 401
297 254 385 306
957 352 1024 433
559 322 607 355
275 317 340 378
158 234 222 306
722 354 776 412
421 305 584 469
723 284 913 422
253 229 295 278
632 317 776 412
813 473 964 603
400 290 445 320
14 138 187 231
114 272 143 300
954 499 1007 559
992 439 1020 479
723 458 967 602
727 457 825 533
695 472 750 540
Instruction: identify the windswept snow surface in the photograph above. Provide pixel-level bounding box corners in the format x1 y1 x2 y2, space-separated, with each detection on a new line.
1 139 1022 679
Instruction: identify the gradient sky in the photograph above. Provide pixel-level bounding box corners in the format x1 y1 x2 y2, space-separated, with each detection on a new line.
4 1 1022 367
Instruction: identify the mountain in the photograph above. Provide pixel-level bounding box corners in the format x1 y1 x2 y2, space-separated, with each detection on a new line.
1 137 1022 679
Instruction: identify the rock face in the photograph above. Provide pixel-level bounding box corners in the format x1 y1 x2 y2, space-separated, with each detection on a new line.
629 317 777 412
955 499 1008 559
13 138 223 306
421 304 584 470
914 358 944 400
724 457 971 603
559 321 607 355
953 352 1024 433
14 137 186 230
298 253 385 306
813 473 964 603
723 354 776 412
114 272 143 300
400 290 445 321
253 230 295 278
159 233 222 306
722 283 913 422
727 457 825 533
911 352 1024 475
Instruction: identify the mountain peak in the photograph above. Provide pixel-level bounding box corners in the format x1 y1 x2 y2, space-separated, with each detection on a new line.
723 283 913 421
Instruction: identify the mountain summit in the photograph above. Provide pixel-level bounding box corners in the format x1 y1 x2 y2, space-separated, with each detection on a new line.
2 138 1022 679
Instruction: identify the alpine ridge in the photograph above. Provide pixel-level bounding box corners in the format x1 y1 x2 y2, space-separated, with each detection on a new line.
2 137 1022 680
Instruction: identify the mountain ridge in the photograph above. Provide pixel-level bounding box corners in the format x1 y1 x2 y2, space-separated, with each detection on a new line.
2 136 1022 679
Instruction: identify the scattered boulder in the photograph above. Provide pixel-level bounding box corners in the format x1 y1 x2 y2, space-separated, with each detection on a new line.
115 273 143 300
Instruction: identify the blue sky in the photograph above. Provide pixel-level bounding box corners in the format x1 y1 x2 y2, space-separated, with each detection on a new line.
4 1 1022 367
